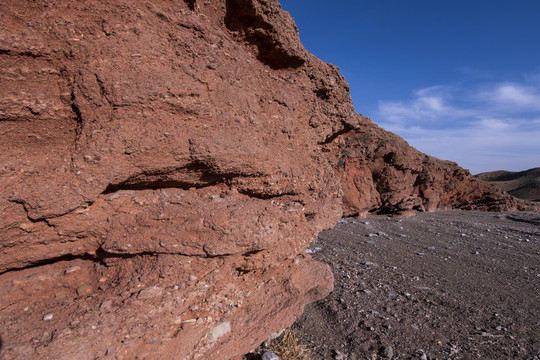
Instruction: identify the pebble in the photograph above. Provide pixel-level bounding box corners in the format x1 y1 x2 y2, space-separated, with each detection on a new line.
333 349 346 360
368 233 379 237
261 352 280 360
43 313 53 321
414 349 427 359
380 345 394 359
65 266 81 274
76 285 93 296
100 300 113 309
137 286 163 300
188 275 198 281
206 320 231 341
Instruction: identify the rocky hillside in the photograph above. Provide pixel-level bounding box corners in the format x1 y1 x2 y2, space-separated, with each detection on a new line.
475 168 540 202
334 122 527 217
0 1 531 359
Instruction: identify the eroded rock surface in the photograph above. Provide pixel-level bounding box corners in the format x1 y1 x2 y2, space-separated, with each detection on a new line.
335 122 532 217
0 0 531 359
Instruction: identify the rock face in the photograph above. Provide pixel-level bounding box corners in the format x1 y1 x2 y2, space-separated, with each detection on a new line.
0 1 349 359
335 121 529 217
0 1 529 359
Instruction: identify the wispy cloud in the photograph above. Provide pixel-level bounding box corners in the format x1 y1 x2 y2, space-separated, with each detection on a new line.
375 75 540 173
378 86 454 122
479 83 540 111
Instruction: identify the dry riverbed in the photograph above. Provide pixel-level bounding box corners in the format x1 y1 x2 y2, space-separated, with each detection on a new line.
294 210 540 360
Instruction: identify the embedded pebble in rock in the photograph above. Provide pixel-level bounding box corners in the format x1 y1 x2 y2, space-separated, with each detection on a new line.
100 300 113 309
64 266 81 274
261 351 280 360
137 287 163 300
76 285 92 296
206 320 231 342
43 313 53 321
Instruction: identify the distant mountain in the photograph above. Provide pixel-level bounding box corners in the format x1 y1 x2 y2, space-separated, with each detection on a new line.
475 168 540 202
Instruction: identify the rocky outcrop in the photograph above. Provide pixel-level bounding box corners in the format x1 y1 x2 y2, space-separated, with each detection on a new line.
334 121 529 217
0 1 350 359
0 1 529 359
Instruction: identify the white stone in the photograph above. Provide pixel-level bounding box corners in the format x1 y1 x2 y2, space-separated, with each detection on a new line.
206 321 231 341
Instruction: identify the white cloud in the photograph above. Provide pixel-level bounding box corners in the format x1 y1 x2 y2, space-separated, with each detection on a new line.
483 83 540 110
477 118 513 131
385 118 540 173
375 77 540 173
378 86 453 122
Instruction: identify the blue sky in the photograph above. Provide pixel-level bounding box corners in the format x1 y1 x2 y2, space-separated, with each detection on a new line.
279 0 540 174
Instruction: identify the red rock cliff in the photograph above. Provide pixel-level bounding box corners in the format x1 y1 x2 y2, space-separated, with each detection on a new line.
0 0 527 359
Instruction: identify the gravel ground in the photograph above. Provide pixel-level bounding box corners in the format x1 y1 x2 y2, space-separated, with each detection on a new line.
294 210 540 360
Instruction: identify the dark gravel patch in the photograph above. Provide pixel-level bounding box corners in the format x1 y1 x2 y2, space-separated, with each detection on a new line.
294 210 540 360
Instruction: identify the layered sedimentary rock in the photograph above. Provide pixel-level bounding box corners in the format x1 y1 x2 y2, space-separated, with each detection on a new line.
0 0 528 359
0 1 350 359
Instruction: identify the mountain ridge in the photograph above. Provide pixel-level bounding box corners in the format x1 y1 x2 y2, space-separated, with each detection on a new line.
475 167 540 202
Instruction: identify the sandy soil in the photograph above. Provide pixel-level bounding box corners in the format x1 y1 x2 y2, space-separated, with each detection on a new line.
294 210 540 360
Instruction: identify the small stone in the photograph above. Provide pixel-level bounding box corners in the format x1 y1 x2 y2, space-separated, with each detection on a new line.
305 246 322 254
65 266 81 274
334 349 346 360
55 290 69 299
188 275 197 281
137 286 163 300
18 223 34 232
261 351 280 360
380 346 394 359
100 300 113 309
206 320 231 341
414 349 427 359
368 233 378 237
76 285 92 296
43 313 53 321
105 347 115 355
57 328 72 338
